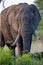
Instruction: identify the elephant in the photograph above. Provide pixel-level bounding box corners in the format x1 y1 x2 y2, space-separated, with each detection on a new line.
0 3 41 56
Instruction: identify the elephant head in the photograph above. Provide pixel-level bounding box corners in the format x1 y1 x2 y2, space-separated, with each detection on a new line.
0 3 41 55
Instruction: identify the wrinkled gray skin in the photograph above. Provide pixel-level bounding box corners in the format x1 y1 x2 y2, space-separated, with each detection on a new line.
0 3 41 55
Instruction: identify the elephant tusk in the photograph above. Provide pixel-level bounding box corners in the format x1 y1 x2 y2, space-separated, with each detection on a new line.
10 34 20 46
10 27 21 46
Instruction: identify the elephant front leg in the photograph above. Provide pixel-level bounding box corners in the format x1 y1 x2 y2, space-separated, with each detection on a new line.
0 32 5 47
11 46 16 56
6 43 16 56
16 43 21 56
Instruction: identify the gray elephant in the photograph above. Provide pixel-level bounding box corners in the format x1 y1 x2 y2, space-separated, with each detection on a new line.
0 3 41 55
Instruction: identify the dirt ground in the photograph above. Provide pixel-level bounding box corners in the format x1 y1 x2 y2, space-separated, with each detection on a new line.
31 40 43 53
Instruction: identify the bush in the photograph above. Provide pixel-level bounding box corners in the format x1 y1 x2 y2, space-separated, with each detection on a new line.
16 54 35 65
0 47 14 65
16 53 43 65
0 47 43 65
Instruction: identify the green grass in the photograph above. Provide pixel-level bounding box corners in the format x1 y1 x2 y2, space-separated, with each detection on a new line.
0 47 43 65
16 53 43 65
0 47 14 65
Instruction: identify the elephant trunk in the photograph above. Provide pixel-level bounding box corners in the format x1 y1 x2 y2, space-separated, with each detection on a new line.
21 21 32 53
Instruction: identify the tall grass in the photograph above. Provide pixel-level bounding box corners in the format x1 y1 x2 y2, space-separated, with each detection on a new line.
0 47 43 65
0 47 14 65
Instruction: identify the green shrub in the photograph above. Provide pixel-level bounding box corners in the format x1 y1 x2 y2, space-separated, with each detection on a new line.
16 53 43 65
38 19 43 30
16 54 34 65
39 19 43 27
0 47 43 65
0 47 14 65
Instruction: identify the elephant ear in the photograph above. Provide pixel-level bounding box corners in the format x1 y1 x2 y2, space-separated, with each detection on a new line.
30 4 41 31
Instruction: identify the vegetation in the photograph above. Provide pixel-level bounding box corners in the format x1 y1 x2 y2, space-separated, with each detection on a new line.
34 0 43 10
0 47 43 65
34 0 43 30
34 0 43 41
0 47 14 65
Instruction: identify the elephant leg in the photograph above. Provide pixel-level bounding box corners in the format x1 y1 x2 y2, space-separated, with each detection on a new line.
11 46 16 56
0 32 5 47
6 43 16 56
17 36 23 55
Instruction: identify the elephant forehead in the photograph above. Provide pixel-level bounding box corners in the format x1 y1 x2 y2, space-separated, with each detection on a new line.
19 8 31 18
